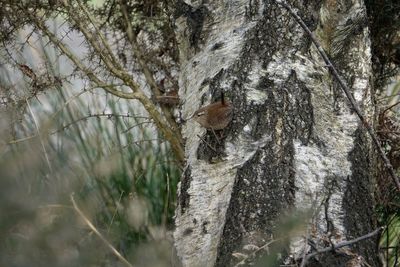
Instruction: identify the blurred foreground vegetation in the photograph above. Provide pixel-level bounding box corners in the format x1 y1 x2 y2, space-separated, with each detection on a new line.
1 0 182 266
0 64 180 267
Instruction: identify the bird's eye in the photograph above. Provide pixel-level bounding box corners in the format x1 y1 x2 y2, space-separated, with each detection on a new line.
197 111 205 117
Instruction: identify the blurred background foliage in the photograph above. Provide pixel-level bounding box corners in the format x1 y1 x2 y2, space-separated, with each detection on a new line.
0 59 181 266
0 1 181 266
0 57 181 266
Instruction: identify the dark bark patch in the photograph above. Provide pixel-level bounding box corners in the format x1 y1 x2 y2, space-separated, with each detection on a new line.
283 70 315 145
244 0 260 20
173 1 208 48
179 167 192 213
216 140 296 266
196 132 229 162
307 254 354 267
343 128 379 266
202 221 209 234
187 6 208 47
173 0 192 18
211 42 224 51
183 227 193 236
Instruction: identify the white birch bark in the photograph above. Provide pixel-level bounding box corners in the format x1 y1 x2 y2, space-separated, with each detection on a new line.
173 0 378 266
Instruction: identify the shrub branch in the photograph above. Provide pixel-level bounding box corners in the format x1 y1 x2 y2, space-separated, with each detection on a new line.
27 9 185 163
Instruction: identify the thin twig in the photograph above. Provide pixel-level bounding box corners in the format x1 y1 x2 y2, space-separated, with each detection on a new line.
275 0 400 191
76 0 121 67
118 0 184 147
53 113 150 134
382 101 400 115
8 135 37 144
122 138 165 150
299 227 310 267
304 227 383 263
7 114 151 144
70 193 134 267
107 190 124 233
233 238 280 267
197 134 218 153
121 121 154 134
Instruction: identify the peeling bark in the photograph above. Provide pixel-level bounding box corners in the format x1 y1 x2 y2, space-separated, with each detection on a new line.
173 0 379 266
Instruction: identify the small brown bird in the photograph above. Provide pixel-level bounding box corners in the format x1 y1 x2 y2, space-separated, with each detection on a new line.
192 92 233 130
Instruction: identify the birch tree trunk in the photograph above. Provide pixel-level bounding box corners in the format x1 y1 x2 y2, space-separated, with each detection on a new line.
173 0 379 266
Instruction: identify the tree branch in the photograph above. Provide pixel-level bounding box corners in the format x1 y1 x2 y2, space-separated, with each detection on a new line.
53 113 151 134
73 0 184 161
30 14 138 99
28 11 185 163
76 0 121 68
275 0 400 191
118 0 183 145
62 2 130 84
303 227 383 264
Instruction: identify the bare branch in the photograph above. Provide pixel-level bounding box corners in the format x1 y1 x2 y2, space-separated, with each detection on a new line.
27 11 185 163
30 13 138 99
62 2 130 85
233 238 281 267
68 1 184 161
303 227 383 264
76 0 121 68
53 113 151 134
118 0 183 144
